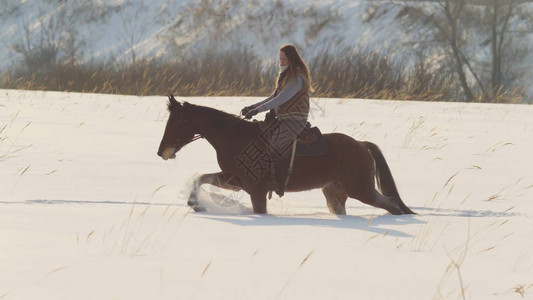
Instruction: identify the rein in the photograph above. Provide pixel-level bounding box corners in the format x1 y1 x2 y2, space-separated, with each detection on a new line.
177 134 203 149
190 134 203 143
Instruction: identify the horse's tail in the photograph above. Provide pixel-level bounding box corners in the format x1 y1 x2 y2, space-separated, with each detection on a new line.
362 141 400 198
362 141 415 214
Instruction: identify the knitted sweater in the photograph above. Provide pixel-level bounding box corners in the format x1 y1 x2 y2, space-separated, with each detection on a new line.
254 75 306 116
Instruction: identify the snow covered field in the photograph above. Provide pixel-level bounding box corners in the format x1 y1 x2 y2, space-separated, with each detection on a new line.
1 89 532 299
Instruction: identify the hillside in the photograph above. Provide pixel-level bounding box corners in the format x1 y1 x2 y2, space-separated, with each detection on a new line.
1 0 532 101
0 0 405 67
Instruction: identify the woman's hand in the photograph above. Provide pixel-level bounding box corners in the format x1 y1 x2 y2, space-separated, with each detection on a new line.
240 105 254 116
244 108 259 120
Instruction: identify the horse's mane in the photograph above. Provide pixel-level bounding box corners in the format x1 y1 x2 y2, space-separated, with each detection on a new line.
187 102 260 135
190 103 240 123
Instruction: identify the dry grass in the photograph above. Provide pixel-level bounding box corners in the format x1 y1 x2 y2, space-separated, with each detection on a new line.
201 262 212 277
298 250 315 268
277 249 316 298
486 178 524 202
513 283 533 298
435 222 471 300
1 51 271 97
2 49 513 102
412 170 462 252
403 116 427 148
0 112 32 162
92 197 191 256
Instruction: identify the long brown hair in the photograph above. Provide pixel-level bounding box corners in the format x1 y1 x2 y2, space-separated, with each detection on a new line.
276 44 314 93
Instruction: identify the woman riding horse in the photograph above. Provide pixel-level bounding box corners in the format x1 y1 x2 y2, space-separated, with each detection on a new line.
157 96 415 215
240 44 313 197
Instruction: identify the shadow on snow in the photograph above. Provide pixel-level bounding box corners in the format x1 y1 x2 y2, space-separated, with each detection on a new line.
199 213 422 238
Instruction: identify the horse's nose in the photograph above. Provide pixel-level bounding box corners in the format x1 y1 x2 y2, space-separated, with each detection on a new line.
157 150 162 157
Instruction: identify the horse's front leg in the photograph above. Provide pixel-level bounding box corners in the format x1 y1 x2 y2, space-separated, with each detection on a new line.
187 172 242 209
250 190 269 214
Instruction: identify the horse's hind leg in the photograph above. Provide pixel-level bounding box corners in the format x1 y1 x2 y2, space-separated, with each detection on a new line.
345 187 407 215
188 172 242 208
371 190 410 215
322 182 348 215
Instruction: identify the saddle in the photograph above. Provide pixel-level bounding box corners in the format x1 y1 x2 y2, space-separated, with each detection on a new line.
294 122 328 157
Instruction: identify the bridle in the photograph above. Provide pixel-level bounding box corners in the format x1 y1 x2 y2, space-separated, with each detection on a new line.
170 108 204 150
175 134 203 150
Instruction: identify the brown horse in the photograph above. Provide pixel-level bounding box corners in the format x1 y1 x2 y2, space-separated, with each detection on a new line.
157 95 414 215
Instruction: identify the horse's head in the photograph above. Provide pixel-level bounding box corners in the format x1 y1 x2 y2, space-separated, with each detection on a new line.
157 95 197 160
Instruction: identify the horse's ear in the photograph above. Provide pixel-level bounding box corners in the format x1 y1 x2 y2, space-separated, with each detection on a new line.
167 94 181 111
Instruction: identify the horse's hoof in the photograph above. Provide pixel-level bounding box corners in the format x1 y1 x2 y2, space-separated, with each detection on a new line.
187 197 198 207
192 205 206 212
